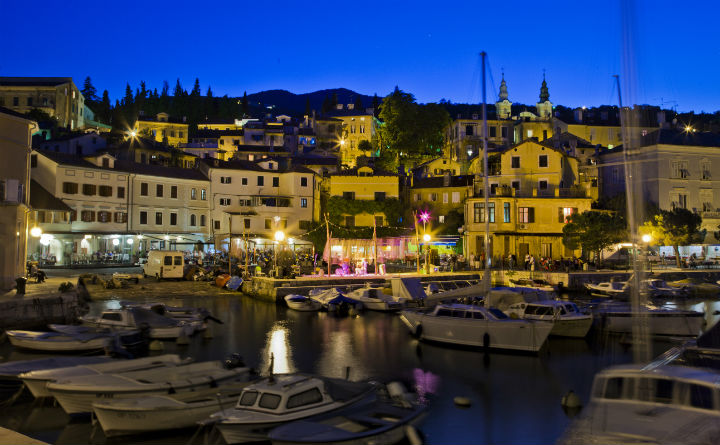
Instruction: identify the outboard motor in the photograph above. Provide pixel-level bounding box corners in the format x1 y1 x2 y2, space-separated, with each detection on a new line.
224 353 246 369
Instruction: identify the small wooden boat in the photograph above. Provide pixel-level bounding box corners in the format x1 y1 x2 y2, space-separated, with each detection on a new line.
0 356 111 402
5 329 138 353
92 382 250 437
20 354 189 399
46 360 251 415
284 294 322 312
269 382 427 445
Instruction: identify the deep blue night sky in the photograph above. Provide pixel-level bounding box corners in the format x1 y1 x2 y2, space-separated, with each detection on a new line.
1 0 717 112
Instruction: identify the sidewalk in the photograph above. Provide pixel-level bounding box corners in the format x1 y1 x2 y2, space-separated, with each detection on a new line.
0 275 76 301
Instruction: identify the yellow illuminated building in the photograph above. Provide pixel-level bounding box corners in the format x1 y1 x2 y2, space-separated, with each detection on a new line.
134 112 189 147
328 166 399 227
464 139 593 262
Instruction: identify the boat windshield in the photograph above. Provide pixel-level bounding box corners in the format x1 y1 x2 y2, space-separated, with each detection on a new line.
595 376 717 411
238 390 259 406
525 306 553 316
258 393 282 410
488 308 508 319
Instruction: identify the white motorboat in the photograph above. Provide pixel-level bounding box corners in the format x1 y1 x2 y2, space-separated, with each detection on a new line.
0 356 111 402
268 382 427 445
120 301 220 330
284 294 322 312
92 382 250 437
345 286 404 312
20 354 189 399
80 307 197 339
210 373 376 444
505 300 593 338
308 288 363 313
5 328 138 353
585 281 629 298
399 304 553 353
508 278 556 292
593 301 705 336
46 360 251 415
559 364 720 445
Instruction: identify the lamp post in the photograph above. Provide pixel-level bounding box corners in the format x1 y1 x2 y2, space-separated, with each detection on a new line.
419 212 430 274
423 233 431 274
274 230 285 277
642 234 652 273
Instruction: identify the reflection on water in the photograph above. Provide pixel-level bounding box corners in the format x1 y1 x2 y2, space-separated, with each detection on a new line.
0 292 718 444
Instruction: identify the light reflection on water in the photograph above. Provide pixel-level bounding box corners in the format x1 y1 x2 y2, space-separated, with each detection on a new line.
0 292 716 444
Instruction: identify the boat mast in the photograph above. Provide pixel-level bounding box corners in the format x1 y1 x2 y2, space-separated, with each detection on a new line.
481 51 491 292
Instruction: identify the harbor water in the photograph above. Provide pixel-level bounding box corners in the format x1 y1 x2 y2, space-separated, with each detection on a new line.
1 292 718 445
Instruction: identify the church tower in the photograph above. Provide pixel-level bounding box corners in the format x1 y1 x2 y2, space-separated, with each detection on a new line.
495 73 512 119
536 73 553 119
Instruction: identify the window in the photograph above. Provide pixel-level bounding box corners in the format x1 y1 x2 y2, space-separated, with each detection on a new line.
511 181 520 192
201 189 206 200
452 192 460 203
99 185 112 197
220 176 232 184
489 126 497 138
671 160 689 179
474 202 495 222
155 212 163 225
286 388 323 409
438 215 445 223
141 182 149 196
259 393 282 410
97 211 111 222
539 155 548 168
140 211 147 224
163 255 173 266
173 256 182 266
81 210 95 222
117 186 125 198
490 184 498 195
241 177 248 185
81 184 96 195
473 203 482 223
200 215 206 226
504 202 511 223
156 184 163 197
518 207 534 223
114 212 127 223
244 218 251 229
559 207 577 223
13 97 19 106
300 177 308 187
257 176 264 186
443 193 448 203
272 177 279 187
265 219 272 229
689 384 714 410
538 180 548 190
343 191 355 200
102 158 109 168
219 198 231 206
190 214 196 226
170 213 177 226
701 160 711 180
345 215 355 227
300 198 307 208
511 156 520 168
62 182 78 194
171 186 177 198
375 192 386 201
238 391 258 406
429 193 437 202
191 188 197 199
465 125 474 136
101 313 122 321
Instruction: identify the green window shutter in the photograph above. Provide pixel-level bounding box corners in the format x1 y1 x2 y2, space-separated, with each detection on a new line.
529 207 535 223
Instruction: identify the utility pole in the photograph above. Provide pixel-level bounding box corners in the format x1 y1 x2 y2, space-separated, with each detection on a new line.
481 51 491 293
372 216 378 275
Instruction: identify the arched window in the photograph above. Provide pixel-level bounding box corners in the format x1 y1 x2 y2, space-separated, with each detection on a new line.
190 214 196 226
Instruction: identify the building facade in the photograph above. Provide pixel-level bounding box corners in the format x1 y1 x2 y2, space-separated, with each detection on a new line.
0 77 85 130
134 112 189 147
328 166 400 227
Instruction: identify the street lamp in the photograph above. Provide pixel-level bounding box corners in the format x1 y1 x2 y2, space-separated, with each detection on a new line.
642 234 653 272
423 233 431 274
30 226 42 238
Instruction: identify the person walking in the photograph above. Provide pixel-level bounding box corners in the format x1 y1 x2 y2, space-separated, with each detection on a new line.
529 254 536 272
507 253 514 270
524 254 530 271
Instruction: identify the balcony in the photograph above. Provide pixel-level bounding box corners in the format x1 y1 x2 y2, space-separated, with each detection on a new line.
702 211 720 219
472 186 587 199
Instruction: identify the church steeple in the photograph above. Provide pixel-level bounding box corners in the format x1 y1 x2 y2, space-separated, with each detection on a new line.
498 73 508 101
539 73 549 102
495 71 512 120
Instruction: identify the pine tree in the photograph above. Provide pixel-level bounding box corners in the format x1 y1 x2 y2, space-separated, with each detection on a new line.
161 81 169 98
123 83 134 107
241 91 248 116
206 86 213 98
173 79 184 97
372 93 380 113
82 76 98 102
191 78 201 97
100 90 111 123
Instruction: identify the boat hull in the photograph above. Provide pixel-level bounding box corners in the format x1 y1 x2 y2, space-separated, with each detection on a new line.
6 331 109 352
549 316 593 338
598 312 704 336
400 312 552 352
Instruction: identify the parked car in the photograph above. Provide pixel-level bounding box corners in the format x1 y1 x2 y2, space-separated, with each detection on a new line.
143 251 184 280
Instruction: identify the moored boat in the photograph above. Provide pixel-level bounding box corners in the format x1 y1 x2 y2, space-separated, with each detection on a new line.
46 360 251 415
505 300 593 338
284 294 322 312
209 373 376 444
20 354 189 399
345 286 404 312
5 328 138 353
92 382 250 437
593 301 704 336
80 307 197 339
585 281 629 298
508 278 556 292
308 288 363 313
399 304 553 353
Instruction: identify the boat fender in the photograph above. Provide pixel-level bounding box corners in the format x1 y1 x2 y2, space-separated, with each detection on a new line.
483 333 490 350
405 425 423 445
454 396 472 407
561 390 582 408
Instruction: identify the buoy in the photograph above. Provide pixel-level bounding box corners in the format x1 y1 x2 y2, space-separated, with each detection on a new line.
561 390 582 409
405 425 423 445
454 396 472 407
149 340 164 351
176 334 190 345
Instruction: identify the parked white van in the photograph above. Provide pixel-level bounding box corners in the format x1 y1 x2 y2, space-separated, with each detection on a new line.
142 250 184 280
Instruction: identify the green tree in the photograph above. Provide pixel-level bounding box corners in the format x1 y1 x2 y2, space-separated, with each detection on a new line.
358 139 373 155
190 78 201 97
241 91 249 116
81 76 98 103
562 211 627 265
100 90 111 123
206 86 213 98
641 208 704 267
173 78 184 97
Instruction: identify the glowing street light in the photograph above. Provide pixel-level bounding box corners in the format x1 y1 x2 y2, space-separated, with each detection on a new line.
274 231 285 242
30 226 42 238
641 234 652 244
112 238 120 246
423 233 431 274
273 230 286 276
129 130 137 138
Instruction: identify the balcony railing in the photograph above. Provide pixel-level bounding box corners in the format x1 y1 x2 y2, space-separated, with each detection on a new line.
473 186 587 199
702 211 720 219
